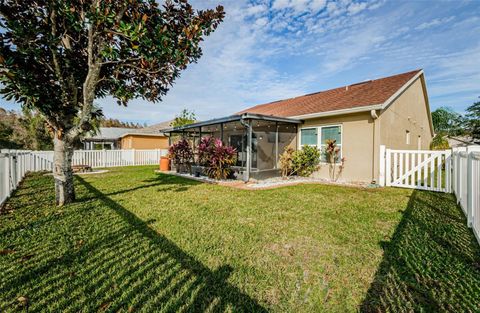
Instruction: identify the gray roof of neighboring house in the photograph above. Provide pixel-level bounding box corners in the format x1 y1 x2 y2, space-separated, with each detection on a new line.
447 136 479 148
137 120 174 134
86 127 134 140
84 120 173 141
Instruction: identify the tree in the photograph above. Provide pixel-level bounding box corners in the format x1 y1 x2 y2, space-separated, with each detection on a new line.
430 134 450 150
20 110 55 150
0 0 224 205
0 107 53 150
431 107 465 136
466 99 480 140
172 108 196 128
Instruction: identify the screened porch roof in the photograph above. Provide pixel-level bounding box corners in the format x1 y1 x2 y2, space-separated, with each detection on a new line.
160 113 303 134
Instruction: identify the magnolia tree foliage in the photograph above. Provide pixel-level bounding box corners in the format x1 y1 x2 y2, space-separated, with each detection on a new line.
0 0 224 205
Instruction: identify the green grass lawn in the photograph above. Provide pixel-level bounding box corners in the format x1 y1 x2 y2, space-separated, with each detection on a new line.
1 166 479 312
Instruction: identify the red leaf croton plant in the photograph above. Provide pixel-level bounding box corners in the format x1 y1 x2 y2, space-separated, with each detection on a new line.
197 137 237 180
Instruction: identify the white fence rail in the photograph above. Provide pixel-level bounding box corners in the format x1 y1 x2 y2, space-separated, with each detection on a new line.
379 146 451 192
0 149 168 206
379 145 480 245
452 146 480 244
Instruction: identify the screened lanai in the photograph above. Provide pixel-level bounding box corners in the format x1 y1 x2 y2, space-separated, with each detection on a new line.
162 113 302 181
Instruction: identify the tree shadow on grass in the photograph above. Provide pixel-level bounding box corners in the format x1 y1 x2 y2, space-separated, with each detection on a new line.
1 174 267 312
360 190 480 312
77 173 201 202
75 175 267 312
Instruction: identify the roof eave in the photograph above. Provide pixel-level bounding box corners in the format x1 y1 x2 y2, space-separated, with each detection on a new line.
162 113 302 133
289 104 383 120
120 133 166 138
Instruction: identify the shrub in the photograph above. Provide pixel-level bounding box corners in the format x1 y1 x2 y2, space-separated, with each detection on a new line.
197 137 237 179
292 145 321 177
279 147 295 178
325 139 345 181
168 139 193 172
430 134 450 150
197 136 215 166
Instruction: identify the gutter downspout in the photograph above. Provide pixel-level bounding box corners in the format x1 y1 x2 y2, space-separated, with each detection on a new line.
240 118 251 182
370 109 379 184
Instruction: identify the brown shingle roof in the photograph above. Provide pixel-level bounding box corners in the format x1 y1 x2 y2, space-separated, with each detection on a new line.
237 70 422 118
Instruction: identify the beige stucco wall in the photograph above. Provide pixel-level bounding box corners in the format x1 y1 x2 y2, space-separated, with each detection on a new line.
120 135 169 150
300 112 376 183
379 76 434 151
296 75 433 184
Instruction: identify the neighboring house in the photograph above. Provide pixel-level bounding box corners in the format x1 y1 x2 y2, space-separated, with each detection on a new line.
120 120 172 150
447 136 479 148
163 69 434 183
83 121 172 150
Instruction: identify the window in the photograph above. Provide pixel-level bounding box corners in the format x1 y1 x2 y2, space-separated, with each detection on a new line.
320 126 342 162
300 128 317 146
300 125 342 163
406 130 410 145
417 135 422 150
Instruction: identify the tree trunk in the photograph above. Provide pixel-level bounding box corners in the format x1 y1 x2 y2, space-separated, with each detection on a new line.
53 134 75 206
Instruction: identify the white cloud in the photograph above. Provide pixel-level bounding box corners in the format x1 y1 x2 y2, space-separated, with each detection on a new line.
1 0 478 122
415 16 455 30
310 0 327 12
272 0 290 10
245 4 268 16
254 17 269 27
347 2 367 15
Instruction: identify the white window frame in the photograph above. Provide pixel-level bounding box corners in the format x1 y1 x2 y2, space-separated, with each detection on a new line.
299 127 318 147
299 124 343 164
406 130 411 145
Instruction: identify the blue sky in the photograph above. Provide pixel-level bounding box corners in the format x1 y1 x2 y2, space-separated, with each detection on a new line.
1 0 479 125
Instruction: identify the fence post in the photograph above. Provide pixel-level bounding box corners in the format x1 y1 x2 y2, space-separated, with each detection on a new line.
379 145 386 187
132 149 136 166
457 150 462 204
467 150 473 227
445 150 451 193
466 146 480 227
102 149 106 168
385 148 391 187
4 153 10 200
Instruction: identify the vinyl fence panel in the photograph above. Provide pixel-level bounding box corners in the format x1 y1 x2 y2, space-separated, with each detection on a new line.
0 149 168 206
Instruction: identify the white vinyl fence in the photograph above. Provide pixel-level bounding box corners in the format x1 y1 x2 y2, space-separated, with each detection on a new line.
0 149 168 206
451 146 480 244
379 146 451 192
380 145 480 245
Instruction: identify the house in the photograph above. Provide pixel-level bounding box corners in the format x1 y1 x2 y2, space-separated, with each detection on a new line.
163 69 434 183
83 120 172 150
447 136 479 148
120 120 172 150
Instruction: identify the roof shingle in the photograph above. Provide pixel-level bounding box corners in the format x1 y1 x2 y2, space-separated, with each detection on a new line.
237 70 422 117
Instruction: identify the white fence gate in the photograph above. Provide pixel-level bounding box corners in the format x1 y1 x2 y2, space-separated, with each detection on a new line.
379 144 480 245
379 146 451 192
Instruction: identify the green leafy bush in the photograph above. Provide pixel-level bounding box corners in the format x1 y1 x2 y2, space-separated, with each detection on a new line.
430 134 450 150
291 145 321 177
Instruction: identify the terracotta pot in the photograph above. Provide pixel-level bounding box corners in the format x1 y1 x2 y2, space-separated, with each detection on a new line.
159 156 170 171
